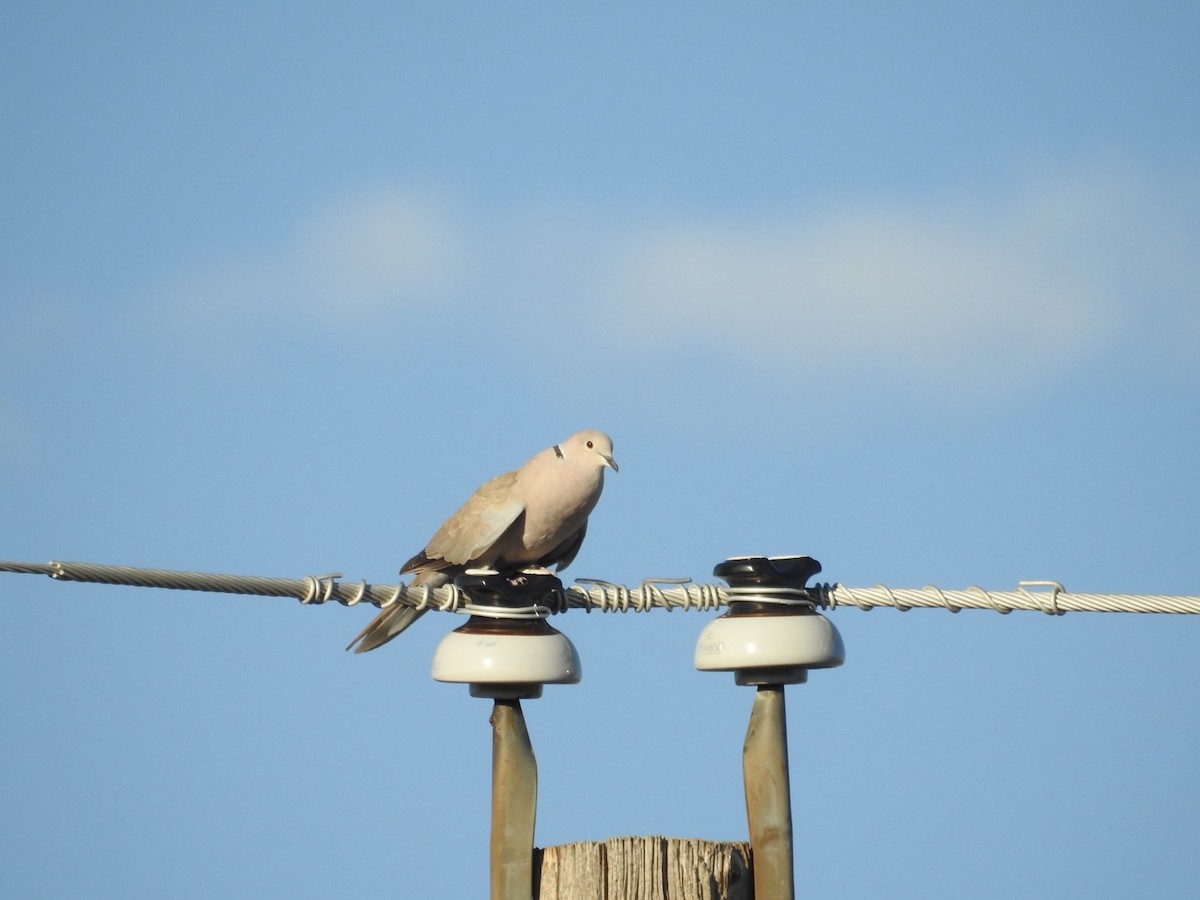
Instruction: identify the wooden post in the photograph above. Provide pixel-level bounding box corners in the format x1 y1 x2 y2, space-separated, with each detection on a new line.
491 698 538 900
743 684 794 900
535 836 753 899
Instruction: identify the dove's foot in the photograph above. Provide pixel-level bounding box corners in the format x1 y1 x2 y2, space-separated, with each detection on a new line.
503 565 556 587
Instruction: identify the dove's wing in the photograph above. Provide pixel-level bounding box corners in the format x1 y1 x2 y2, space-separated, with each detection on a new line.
422 471 526 567
549 520 587 572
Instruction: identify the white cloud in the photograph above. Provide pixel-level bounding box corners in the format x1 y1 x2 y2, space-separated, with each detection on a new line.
601 168 1171 386
296 188 461 319
154 187 462 329
146 162 1198 389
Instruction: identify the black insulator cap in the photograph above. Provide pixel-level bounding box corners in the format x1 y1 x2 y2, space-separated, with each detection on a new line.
714 555 822 591
452 570 565 633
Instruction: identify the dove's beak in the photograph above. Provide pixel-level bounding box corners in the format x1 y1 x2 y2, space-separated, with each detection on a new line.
603 454 619 473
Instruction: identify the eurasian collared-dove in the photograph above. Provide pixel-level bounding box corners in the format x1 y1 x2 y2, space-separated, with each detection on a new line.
347 430 617 653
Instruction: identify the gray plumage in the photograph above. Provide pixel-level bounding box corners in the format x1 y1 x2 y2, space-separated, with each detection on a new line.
347 430 617 653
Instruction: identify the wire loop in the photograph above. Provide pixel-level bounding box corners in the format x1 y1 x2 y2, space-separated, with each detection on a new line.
1017 580 1066 616
301 572 341 605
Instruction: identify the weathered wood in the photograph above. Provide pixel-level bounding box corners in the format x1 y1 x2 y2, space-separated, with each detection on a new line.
491 699 538 900
743 685 794 900
534 836 753 899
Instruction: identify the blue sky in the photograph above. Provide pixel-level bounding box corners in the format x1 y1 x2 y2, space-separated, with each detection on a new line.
2 4 1198 897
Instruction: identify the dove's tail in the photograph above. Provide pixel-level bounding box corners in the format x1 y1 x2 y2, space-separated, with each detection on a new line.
345 605 427 653
345 569 449 653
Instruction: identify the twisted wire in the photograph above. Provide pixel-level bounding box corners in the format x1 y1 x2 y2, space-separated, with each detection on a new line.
1 559 1197 616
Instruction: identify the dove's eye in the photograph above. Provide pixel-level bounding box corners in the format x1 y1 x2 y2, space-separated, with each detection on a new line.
586 440 594 449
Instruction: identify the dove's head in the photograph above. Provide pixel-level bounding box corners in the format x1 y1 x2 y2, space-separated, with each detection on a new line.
563 430 618 473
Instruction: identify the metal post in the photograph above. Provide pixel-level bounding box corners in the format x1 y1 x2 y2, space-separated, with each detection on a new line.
491 698 537 900
743 684 795 900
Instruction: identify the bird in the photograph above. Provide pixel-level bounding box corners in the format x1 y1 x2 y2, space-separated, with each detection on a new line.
346 429 618 653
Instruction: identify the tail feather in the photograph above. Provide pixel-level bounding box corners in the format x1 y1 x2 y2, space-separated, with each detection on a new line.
346 606 427 653
345 570 449 653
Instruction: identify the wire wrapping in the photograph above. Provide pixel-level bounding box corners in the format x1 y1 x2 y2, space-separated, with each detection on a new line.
1 559 1198 616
